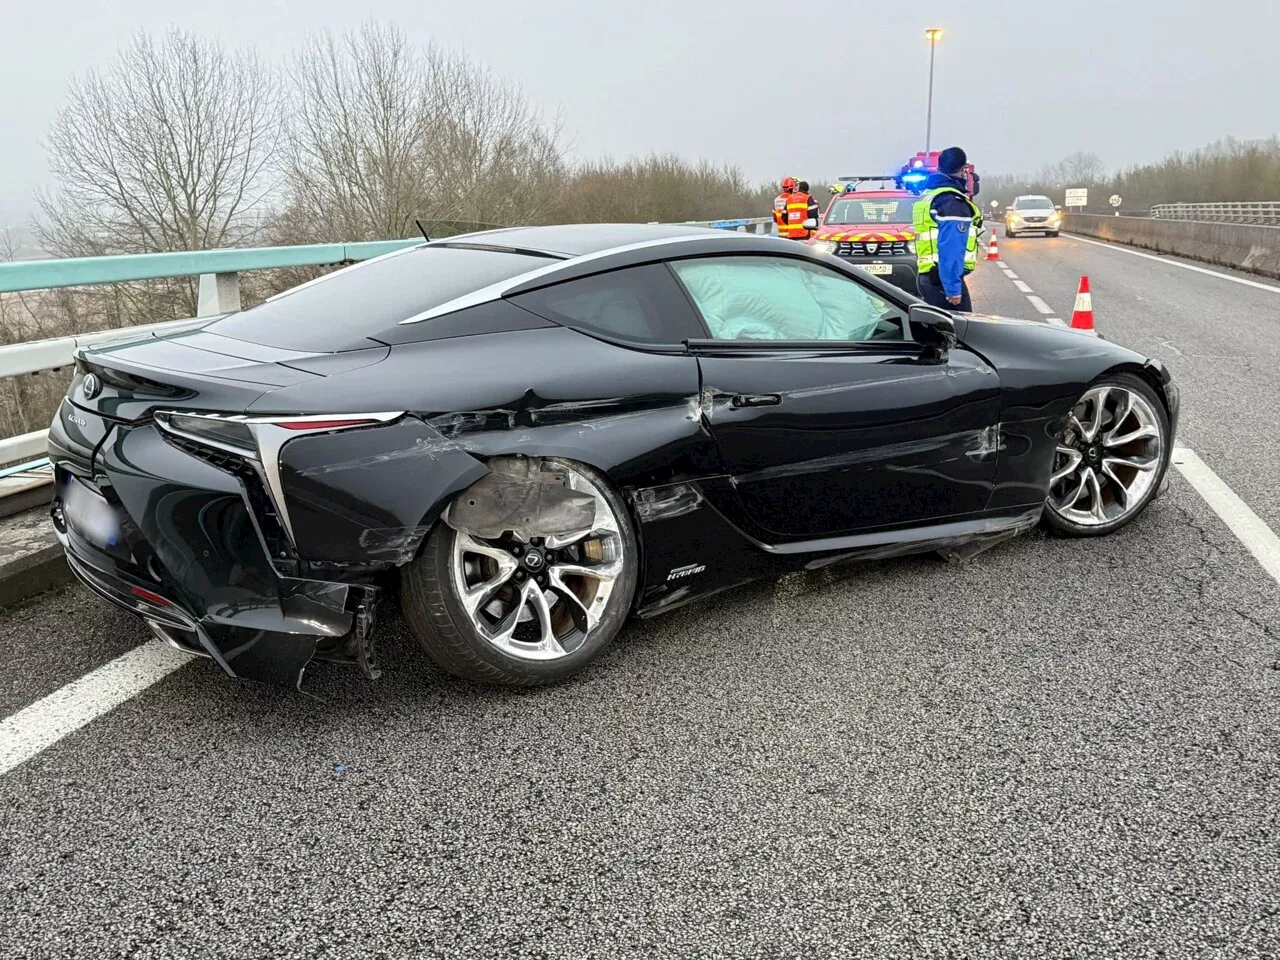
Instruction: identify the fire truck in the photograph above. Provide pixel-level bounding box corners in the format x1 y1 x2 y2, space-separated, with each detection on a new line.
808 154 981 293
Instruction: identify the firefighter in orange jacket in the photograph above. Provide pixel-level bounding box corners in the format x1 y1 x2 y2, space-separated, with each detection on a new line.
778 179 819 240
793 181 821 239
772 177 797 235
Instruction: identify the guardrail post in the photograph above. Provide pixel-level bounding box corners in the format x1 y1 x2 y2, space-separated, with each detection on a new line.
197 272 241 317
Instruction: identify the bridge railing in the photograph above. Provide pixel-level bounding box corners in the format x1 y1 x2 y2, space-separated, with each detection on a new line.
0 218 774 471
1150 202 1280 225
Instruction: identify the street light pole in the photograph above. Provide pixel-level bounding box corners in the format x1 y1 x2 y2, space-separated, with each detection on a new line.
924 28 943 154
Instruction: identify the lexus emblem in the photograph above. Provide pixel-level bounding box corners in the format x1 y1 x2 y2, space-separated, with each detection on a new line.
81 373 101 400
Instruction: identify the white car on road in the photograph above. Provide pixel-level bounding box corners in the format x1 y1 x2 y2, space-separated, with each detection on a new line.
1005 196 1062 238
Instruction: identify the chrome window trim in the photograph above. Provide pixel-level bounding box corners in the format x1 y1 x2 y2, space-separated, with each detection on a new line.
397 232 758 325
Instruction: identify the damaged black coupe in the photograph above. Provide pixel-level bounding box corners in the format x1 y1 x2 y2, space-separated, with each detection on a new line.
48 224 1178 689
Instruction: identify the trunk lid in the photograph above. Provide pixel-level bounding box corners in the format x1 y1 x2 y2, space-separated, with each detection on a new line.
69 327 390 424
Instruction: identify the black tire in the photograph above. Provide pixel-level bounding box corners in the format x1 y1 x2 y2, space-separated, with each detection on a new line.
1048 231 1060 238
400 459 639 685
1041 371 1171 538
1006 227 1017 238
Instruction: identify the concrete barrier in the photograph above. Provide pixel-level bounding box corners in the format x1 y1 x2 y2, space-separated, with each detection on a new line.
1064 214 1280 279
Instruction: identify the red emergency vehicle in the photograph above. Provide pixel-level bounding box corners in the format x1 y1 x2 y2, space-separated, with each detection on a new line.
808 176 920 293
808 154 981 293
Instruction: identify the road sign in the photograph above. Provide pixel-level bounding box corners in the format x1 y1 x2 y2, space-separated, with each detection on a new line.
1109 195 1123 207
1065 188 1088 208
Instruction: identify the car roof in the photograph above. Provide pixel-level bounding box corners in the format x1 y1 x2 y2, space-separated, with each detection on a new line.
1013 195 1052 202
398 228 793 325
439 222 724 258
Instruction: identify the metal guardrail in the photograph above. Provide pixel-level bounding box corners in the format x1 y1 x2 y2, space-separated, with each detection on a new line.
0 239 422 296
0 218 774 472
1150 202 1280 225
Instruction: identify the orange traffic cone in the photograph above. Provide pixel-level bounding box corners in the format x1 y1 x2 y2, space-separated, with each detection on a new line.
1070 276 1097 335
986 228 1000 261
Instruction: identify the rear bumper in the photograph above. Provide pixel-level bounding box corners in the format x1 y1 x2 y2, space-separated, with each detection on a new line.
48 418 368 689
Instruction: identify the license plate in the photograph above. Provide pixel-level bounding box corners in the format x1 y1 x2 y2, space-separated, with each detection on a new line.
858 264 894 275
63 478 121 548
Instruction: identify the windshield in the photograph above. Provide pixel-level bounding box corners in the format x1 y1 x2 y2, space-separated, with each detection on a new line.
824 197 912 225
1014 198 1054 210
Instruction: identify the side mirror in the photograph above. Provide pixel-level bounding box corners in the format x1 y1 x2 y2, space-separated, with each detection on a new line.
802 218 818 230
908 304 957 350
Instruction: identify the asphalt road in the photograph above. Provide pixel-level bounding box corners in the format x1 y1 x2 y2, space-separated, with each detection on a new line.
2 237 1279 959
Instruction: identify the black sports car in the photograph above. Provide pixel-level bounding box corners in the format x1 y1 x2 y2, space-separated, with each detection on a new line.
48 224 1178 690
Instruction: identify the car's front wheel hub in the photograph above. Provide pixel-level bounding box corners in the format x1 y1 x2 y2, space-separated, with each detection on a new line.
1047 385 1164 528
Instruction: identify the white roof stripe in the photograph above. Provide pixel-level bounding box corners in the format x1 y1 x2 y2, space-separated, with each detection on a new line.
398 231 758 325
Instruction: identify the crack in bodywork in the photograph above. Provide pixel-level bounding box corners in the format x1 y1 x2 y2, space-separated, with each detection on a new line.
357 526 434 565
631 482 706 522
295 436 464 476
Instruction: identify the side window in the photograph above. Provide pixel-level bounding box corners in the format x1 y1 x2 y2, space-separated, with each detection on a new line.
511 263 704 345
670 256 907 342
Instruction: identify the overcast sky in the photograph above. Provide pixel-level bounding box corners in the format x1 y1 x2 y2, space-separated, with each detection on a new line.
2 0 1278 224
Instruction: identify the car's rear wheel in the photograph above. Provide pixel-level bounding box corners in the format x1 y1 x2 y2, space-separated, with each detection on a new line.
1042 372 1170 537
401 458 638 685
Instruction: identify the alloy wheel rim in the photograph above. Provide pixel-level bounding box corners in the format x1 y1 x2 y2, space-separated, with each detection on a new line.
448 465 623 661
1048 385 1163 527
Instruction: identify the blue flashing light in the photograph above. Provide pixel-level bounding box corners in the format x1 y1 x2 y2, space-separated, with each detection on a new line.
902 172 928 185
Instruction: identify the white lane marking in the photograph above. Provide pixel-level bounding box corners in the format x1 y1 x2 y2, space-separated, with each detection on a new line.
0 642 190 777
1047 317 1067 327
1002 270 1019 279
1067 234 1280 294
1173 447 1280 585
1027 296 1055 315
1013 280 1033 293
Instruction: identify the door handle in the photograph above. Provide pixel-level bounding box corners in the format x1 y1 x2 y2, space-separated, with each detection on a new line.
730 393 782 408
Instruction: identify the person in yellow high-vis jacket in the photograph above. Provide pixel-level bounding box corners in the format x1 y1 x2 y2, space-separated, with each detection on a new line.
912 147 983 311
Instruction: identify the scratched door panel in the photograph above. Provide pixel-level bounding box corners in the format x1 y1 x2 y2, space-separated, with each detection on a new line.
696 348 1002 540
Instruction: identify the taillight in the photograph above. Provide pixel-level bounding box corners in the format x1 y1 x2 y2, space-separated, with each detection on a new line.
273 419 381 431
156 412 257 457
155 412 400 456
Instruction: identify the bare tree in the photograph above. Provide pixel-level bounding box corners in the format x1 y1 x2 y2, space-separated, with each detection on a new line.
421 49 566 229
36 29 280 320
280 24 432 242
277 23 566 244
549 154 763 225
1055 151 1107 186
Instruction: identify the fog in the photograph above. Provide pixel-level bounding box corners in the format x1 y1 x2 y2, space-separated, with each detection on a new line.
2 0 1277 223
